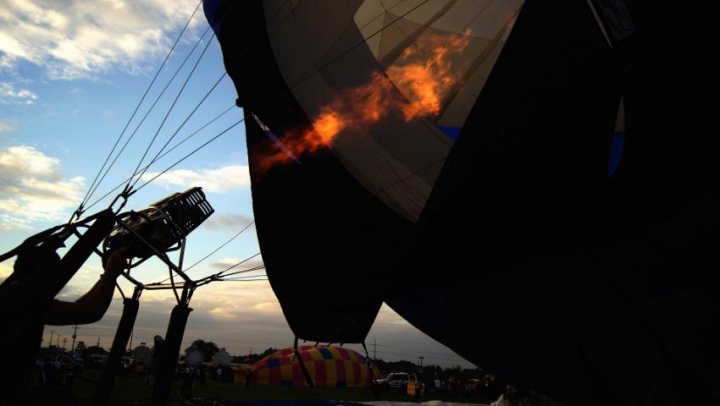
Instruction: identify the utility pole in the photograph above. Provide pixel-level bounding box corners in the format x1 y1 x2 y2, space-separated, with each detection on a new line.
71 325 79 354
62 337 67 351
97 337 101 348
56 335 61 347
49 330 55 348
419 356 424 367
372 338 378 359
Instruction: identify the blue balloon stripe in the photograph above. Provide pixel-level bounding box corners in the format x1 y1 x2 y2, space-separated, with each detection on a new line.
435 125 462 141
607 131 625 178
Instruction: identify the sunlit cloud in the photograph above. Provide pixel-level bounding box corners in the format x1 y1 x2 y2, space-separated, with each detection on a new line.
0 145 85 230
206 256 264 275
102 109 116 118
0 0 199 81
200 284 281 321
142 165 251 193
0 259 12 282
190 281 286 324
0 82 38 105
375 304 414 326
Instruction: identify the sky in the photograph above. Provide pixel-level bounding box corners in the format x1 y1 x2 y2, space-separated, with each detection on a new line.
0 0 476 369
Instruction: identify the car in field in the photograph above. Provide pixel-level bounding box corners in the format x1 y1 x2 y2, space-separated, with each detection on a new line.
55 355 83 372
376 372 420 390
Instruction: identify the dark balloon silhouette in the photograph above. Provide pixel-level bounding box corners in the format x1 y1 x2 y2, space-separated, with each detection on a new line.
205 1 720 405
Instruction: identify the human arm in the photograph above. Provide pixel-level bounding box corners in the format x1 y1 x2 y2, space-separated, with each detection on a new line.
44 248 129 325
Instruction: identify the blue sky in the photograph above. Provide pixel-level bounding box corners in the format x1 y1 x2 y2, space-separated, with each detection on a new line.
0 0 475 369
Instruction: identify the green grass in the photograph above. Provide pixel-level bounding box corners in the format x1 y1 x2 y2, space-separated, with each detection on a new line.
60 369 483 405
36 368 564 405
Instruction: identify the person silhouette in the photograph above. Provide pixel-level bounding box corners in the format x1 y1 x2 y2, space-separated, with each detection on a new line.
0 244 129 405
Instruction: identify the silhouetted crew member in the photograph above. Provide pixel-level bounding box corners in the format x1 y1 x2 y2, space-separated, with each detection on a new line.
0 244 129 405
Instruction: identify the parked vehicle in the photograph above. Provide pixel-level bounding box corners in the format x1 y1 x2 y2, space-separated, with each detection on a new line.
376 372 420 391
57 355 83 372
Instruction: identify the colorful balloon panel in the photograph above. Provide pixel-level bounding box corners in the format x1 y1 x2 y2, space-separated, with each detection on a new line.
238 346 382 389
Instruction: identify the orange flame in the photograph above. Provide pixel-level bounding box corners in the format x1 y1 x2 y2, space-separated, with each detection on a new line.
253 29 472 175
388 28 472 121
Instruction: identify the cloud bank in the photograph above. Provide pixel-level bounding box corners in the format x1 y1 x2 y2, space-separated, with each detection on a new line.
141 165 252 193
0 0 199 81
0 145 84 230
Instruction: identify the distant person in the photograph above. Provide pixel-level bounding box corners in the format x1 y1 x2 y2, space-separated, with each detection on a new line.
197 364 206 385
146 335 165 386
490 384 518 406
465 380 473 398
0 244 129 405
40 357 58 387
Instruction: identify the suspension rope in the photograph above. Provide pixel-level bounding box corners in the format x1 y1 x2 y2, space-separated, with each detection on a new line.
81 105 236 213
131 119 242 193
184 220 255 272
152 219 256 286
128 28 217 190
114 25 214 195
131 69 229 189
79 0 205 214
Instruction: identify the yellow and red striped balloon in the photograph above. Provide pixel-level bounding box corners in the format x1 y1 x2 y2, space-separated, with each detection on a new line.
235 345 383 388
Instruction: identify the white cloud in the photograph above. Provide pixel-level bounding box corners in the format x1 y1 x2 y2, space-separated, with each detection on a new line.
0 0 199 81
0 82 38 104
202 213 254 232
189 281 286 327
0 121 14 133
207 256 265 275
142 165 252 193
201 282 281 321
0 145 85 230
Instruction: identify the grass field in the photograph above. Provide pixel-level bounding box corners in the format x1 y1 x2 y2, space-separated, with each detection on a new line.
31 368 564 406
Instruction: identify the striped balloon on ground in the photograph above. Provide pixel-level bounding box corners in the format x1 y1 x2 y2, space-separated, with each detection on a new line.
235 345 383 388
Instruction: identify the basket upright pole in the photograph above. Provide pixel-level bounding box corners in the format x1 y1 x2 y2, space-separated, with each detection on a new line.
151 298 193 406
92 286 142 405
